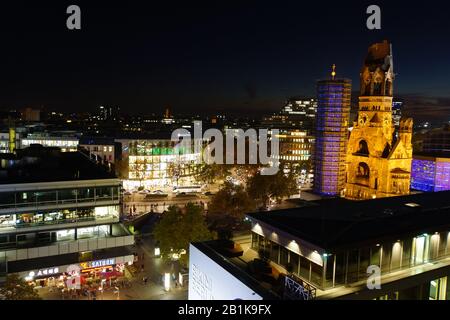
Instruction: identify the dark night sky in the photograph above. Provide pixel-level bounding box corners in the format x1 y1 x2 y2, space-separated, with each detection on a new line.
0 1 450 120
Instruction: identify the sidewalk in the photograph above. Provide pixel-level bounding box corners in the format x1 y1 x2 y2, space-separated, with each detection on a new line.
37 271 188 300
37 236 188 300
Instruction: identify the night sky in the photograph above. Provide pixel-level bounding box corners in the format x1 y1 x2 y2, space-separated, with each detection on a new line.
0 1 449 120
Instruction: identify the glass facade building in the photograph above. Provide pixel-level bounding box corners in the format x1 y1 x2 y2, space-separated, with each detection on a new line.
411 155 450 192
245 191 450 299
0 149 134 284
125 139 203 190
250 230 450 291
313 79 351 196
21 136 79 152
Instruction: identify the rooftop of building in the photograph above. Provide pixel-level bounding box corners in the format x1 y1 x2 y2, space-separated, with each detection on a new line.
247 191 450 251
79 136 116 145
191 240 281 300
413 152 450 159
0 145 116 185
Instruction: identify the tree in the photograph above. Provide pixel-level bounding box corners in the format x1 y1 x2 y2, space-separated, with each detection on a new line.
114 157 129 179
197 163 230 184
208 181 256 232
0 274 41 300
153 203 214 266
247 165 298 207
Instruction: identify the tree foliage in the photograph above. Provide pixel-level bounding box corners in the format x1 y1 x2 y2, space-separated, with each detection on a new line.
114 157 129 179
197 163 230 184
153 203 214 266
0 274 41 300
208 181 256 221
247 166 298 206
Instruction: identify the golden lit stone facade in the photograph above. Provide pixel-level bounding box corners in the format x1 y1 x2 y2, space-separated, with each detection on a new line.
345 41 413 200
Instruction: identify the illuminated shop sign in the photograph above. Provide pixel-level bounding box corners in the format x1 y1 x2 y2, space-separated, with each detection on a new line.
27 267 60 279
79 258 115 270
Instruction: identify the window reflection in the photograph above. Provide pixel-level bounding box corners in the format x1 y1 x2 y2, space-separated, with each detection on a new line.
0 185 119 209
3 206 119 228
77 225 109 239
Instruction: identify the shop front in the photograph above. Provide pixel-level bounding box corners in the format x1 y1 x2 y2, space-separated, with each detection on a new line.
24 267 65 289
78 258 126 287
19 255 133 291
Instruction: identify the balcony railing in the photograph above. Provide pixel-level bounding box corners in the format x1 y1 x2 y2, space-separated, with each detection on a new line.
0 195 120 212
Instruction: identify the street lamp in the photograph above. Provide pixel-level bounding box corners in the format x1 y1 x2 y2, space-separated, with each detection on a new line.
164 272 170 292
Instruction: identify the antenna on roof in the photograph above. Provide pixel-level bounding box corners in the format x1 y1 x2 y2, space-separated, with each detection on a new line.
331 64 336 80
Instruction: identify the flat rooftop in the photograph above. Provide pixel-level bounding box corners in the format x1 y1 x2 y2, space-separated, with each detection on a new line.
248 191 450 250
413 152 450 159
0 146 116 185
192 241 280 300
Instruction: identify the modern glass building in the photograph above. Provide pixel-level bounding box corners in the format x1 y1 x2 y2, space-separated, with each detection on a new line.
0 146 134 287
392 101 403 127
189 191 450 300
313 77 351 196
21 135 79 152
411 154 450 192
248 192 450 299
124 139 203 190
272 129 315 189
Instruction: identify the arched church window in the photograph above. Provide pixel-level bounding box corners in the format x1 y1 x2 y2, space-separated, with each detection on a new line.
357 162 370 178
356 140 369 156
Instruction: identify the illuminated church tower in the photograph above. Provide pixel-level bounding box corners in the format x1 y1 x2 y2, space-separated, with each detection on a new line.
344 41 413 200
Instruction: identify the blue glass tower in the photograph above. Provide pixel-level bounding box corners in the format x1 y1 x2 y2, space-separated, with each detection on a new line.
313 67 351 196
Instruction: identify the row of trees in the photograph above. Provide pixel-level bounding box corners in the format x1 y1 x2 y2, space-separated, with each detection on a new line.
152 165 298 266
208 164 298 218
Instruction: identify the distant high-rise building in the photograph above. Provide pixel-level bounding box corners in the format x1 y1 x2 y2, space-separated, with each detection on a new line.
163 106 172 119
392 101 403 127
98 106 120 121
272 129 315 189
162 106 175 124
20 107 40 122
422 124 450 154
262 97 317 132
281 97 317 117
313 65 351 196
345 41 413 200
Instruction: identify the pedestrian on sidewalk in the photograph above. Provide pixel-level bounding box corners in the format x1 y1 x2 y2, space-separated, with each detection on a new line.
141 264 144 272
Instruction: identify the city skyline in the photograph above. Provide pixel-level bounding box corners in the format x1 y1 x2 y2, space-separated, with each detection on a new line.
1 3 450 303
0 1 449 121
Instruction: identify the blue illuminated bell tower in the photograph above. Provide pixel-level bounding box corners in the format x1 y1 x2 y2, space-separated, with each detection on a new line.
313 65 351 196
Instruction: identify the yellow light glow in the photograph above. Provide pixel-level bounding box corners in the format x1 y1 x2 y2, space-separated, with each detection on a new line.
164 273 171 291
